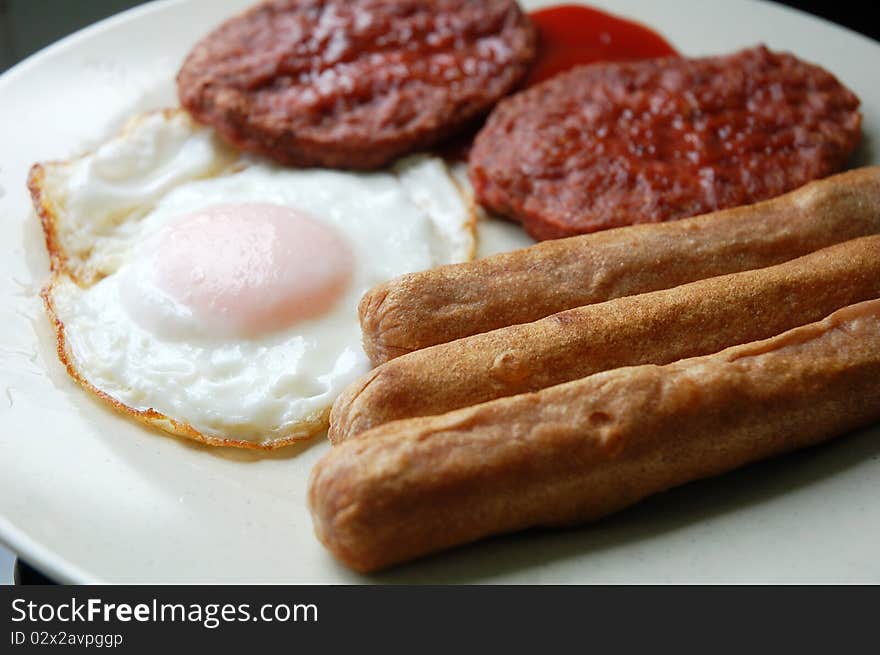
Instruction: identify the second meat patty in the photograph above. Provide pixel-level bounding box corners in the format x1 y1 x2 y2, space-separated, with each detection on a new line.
469 46 862 239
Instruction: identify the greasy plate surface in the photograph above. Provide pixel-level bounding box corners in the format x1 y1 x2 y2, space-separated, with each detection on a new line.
0 0 878 583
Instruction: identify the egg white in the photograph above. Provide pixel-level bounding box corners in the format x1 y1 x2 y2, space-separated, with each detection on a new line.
32 109 476 448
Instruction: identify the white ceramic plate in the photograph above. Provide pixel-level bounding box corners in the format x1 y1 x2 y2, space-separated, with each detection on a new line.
1 0 878 584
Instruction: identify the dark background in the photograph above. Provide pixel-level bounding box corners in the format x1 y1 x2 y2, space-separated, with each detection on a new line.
774 1 880 42
0 0 877 74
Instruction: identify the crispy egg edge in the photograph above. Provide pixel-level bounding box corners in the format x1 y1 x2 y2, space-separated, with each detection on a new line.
41 276 332 450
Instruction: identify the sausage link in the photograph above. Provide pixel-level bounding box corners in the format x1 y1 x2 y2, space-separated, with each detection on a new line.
360 167 880 364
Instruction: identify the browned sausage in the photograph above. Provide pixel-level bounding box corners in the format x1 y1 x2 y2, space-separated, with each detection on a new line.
360 166 880 364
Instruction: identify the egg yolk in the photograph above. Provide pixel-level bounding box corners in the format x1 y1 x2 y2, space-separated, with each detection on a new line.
143 203 354 337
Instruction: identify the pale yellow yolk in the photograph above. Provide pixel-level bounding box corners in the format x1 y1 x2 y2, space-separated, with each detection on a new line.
133 203 354 337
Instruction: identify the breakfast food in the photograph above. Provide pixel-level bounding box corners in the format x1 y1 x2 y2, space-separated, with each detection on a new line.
29 110 475 448
177 0 537 169
331 235 880 443
360 167 880 363
470 45 862 240
311 299 880 572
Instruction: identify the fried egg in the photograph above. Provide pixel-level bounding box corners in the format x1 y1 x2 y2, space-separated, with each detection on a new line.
30 109 475 449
